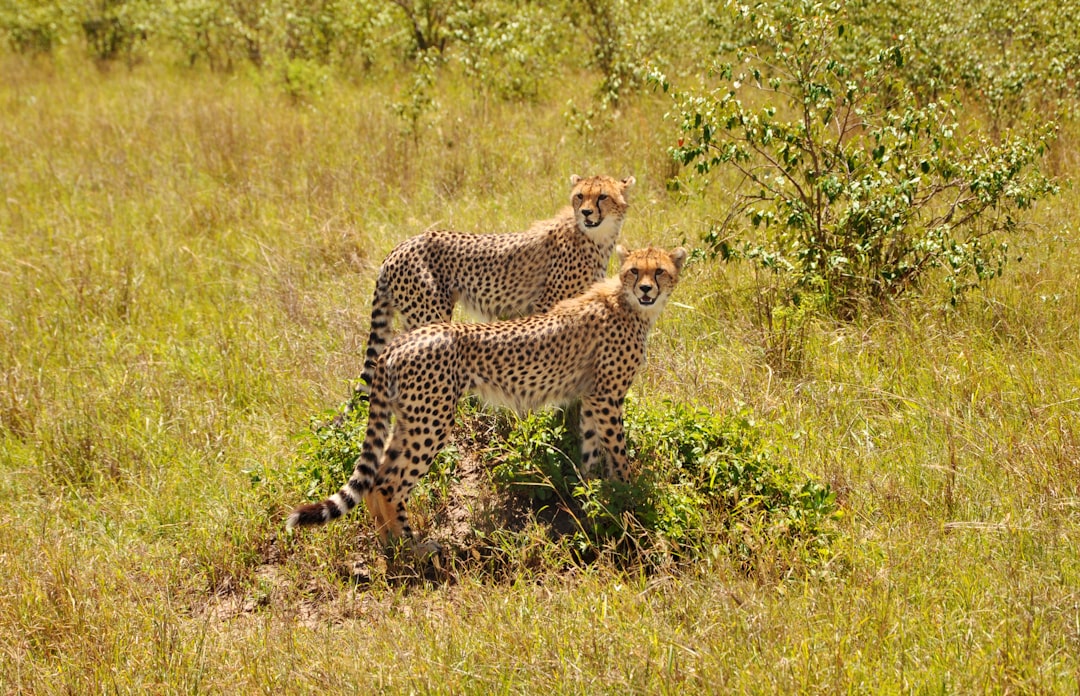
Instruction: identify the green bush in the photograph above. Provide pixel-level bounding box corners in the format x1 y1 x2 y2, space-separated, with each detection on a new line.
450 2 565 101
487 409 581 503
276 55 329 103
488 401 840 570
166 0 269 70
80 0 151 63
387 0 456 57
849 0 1080 132
292 401 369 500
659 0 1059 316
0 0 69 53
291 398 839 573
4 0 1079 128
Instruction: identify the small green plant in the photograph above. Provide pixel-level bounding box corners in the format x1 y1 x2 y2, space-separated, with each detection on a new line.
276 56 329 103
293 400 368 500
488 410 580 504
389 48 439 143
751 274 825 377
0 0 68 54
659 0 1058 317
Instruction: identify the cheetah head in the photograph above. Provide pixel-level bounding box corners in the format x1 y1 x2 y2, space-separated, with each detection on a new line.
569 174 635 242
615 245 687 319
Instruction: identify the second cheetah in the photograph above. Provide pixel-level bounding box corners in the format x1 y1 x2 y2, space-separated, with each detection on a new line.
354 174 636 397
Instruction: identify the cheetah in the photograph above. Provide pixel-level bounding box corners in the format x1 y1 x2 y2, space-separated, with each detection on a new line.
353 174 636 399
287 246 687 546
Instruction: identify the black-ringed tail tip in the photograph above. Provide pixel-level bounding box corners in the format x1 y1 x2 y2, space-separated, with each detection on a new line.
284 501 341 530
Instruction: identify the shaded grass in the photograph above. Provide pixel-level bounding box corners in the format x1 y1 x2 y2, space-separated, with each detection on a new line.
1 51 1078 693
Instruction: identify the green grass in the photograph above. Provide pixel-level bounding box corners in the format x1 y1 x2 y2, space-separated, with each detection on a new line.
2 47 1079 693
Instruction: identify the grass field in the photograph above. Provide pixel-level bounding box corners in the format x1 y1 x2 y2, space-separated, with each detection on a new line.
2 38 1079 693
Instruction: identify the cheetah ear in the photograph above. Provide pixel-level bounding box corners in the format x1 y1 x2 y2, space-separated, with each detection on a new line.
616 245 630 265
670 247 688 272
570 174 582 187
621 175 636 191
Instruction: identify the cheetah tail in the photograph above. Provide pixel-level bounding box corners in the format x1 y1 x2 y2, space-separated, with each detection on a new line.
357 269 394 396
286 386 392 530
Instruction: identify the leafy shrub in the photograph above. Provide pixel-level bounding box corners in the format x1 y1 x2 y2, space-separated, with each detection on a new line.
559 0 712 138
280 0 340 63
280 0 384 68
0 0 69 54
292 401 368 500
167 0 234 70
566 0 705 107
387 0 456 57
488 401 840 570
572 0 639 107
167 0 269 70
290 395 838 574
488 409 581 503
450 2 565 101
848 0 1080 133
276 55 329 103
659 0 1059 316
80 0 151 63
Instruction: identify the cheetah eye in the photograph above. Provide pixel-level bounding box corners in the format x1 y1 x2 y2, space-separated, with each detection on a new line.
655 268 665 278
598 194 608 201
629 268 639 277
575 193 584 200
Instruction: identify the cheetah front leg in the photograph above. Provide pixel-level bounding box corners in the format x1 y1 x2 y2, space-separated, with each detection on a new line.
579 395 631 481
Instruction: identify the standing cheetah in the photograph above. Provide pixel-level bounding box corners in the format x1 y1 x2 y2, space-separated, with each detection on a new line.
288 246 687 546
353 174 635 399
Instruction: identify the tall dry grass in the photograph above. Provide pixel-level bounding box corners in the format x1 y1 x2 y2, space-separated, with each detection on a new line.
1 48 1078 693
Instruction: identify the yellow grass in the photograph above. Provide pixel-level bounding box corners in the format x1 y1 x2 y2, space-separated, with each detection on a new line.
1 47 1079 693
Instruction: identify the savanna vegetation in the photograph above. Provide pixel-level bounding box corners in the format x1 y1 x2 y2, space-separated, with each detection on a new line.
1 0 1078 691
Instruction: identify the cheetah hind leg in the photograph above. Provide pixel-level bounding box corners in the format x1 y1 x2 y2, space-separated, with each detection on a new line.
366 489 440 559
363 490 395 543
369 484 441 561
373 418 450 558
358 273 453 401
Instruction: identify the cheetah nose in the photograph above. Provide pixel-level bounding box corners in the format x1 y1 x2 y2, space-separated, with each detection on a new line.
639 284 653 294
580 208 593 217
